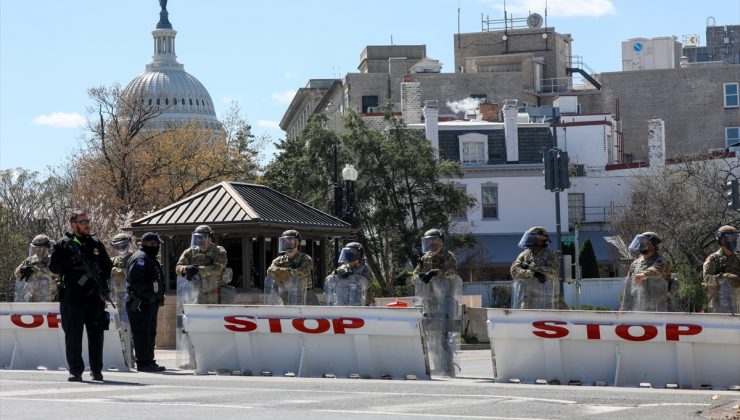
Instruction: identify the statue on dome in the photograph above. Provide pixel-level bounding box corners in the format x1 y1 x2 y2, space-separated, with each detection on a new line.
160 0 167 11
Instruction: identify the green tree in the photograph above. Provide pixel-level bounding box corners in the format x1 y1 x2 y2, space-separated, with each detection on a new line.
579 238 600 278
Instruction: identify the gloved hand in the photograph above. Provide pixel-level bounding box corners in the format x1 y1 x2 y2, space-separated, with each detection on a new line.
421 269 439 284
130 296 143 313
534 271 547 283
19 266 34 280
185 265 199 280
336 267 350 278
520 262 530 270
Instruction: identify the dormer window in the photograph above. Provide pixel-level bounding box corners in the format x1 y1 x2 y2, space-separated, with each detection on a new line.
459 133 488 165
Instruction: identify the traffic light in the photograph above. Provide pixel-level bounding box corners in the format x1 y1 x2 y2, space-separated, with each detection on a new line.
543 148 570 191
727 179 739 210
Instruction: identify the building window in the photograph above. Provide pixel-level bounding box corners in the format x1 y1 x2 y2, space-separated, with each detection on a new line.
725 83 739 108
452 184 467 219
189 98 193 105
568 193 585 223
361 95 379 113
727 127 740 148
459 133 488 165
481 184 498 219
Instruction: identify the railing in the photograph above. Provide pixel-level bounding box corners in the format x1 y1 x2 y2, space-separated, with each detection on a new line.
570 204 625 224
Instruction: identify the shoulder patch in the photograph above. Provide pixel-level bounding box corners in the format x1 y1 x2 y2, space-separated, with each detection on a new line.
136 259 145 266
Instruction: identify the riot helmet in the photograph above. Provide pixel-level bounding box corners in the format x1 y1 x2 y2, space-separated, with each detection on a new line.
517 226 550 249
338 242 364 264
111 233 132 256
28 234 51 259
628 231 661 252
191 225 214 250
421 229 444 254
716 225 739 251
279 229 301 253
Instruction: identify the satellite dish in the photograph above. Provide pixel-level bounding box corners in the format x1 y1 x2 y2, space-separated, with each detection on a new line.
527 13 543 28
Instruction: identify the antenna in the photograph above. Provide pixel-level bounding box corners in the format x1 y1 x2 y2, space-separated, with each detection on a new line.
390 35 394 45
457 1 461 49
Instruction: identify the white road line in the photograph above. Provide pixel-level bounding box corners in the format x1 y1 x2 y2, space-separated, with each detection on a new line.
0 397 252 409
637 403 712 407
317 409 551 419
0 385 170 397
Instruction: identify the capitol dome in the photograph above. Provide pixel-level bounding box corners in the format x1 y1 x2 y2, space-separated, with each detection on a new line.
123 2 219 128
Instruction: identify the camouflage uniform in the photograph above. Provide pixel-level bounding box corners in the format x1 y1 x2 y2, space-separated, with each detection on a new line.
267 252 313 288
325 261 373 306
621 254 672 311
110 251 134 306
14 255 57 302
510 248 561 309
413 249 458 278
703 250 740 313
176 243 228 304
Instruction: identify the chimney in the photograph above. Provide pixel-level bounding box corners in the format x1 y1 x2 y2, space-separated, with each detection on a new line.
423 100 439 158
479 101 500 122
647 118 665 166
679 55 689 68
503 99 519 162
401 79 422 124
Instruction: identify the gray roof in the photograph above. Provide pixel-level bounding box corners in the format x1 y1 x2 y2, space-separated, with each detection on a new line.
131 181 352 236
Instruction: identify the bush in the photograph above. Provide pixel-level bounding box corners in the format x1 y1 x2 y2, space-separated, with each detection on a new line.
674 260 706 312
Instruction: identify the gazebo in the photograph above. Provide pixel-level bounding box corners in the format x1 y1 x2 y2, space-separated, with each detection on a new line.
131 181 355 291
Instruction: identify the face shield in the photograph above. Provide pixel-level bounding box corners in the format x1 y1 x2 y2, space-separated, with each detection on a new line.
112 240 131 256
28 244 50 260
278 236 299 253
517 231 547 249
338 247 360 264
421 236 443 254
721 233 739 251
627 234 653 252
191 232 210 250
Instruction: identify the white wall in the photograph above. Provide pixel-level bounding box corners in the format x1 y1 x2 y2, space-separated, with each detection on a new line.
557 114 616 170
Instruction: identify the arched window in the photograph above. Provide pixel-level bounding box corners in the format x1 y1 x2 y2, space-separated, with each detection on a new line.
196 99 200 106
148 98 152 106
156 98 160 105
189 98 193 105
165 98 169 105
181 98 185 105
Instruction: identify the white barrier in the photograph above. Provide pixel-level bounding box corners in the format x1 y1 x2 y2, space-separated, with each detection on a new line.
487 309 740 389
182 304 429 379
0 302 130 372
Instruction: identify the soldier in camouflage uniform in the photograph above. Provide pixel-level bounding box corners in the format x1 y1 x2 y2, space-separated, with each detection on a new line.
620 232 672 312
703 225 740 313
510 227 562 309
324 242 373 306
14 234 57 302
265 229 313 305
110 233 134 308
413 229 462 376
176 225 228 304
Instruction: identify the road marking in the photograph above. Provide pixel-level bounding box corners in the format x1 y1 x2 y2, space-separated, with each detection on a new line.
318 409 550 419
0 385 169 397
0 397 252 409
638 403 711 407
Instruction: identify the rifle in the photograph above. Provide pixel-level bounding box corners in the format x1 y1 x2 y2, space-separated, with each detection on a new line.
67 241 115 308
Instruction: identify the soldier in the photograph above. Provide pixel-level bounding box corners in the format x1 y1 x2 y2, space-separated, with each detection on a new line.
413 229 462 377
110 233 135 367
324 242 372 306
510 226 562 309
14 234 57 302
175 225 228 304
620 231 672 312
703 225 740 313
265 229 313 305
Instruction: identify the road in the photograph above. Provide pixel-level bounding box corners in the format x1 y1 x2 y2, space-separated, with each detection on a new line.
1 350 737 420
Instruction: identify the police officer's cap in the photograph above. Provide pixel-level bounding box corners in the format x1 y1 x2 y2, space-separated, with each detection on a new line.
640 231 661 245
281 229 301 240
31 234 51 247
141 232 164 244
194 225 214 235
423 229 444 239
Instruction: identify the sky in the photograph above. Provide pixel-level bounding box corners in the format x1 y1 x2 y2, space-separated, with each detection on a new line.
1 0 739 172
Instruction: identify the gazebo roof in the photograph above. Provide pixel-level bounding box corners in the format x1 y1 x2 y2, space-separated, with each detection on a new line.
131 181 353 236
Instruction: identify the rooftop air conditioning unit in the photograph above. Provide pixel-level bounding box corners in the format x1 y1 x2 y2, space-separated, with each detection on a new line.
569 164 586 177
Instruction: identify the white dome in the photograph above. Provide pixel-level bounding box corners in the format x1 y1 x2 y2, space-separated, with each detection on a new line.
123 3 218 128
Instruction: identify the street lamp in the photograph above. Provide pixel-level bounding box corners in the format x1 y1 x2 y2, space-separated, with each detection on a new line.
341 164 358 227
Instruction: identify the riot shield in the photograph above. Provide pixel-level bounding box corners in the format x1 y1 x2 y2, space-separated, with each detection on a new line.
14 279 31 302
176 276 198 369
109 280 134 368
15 272 56 302
628 276 668 312
511 277 555 309
264 274 307 305
414 273 462 376
324 273 369 306
220 285 237 304
189 271 220 305
716 277 738 314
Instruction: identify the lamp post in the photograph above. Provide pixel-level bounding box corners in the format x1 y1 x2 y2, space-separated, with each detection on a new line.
341 164 358 226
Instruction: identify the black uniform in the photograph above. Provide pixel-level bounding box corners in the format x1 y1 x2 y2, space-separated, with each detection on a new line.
126 249 165 369
49 233 112 378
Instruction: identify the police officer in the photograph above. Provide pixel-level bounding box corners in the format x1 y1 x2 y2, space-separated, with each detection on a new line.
266 229 313 305
703 225 740 313
14 234 57 302
110 233 134 308
126 232 166 372
620 231 671 312
324 242 373 306
176 225 228 304
413 229 457 281
49 211 112 382
510 226 562 309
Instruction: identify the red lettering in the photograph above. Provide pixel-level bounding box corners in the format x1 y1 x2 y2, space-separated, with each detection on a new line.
292 318 330 334
615 324 658 341
532 321 568 338
585 323 602 340
224 315 257 332
46 313 60 328
665 323 702 341
268 318 283 333
11 314 44 329
332 317 365 334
